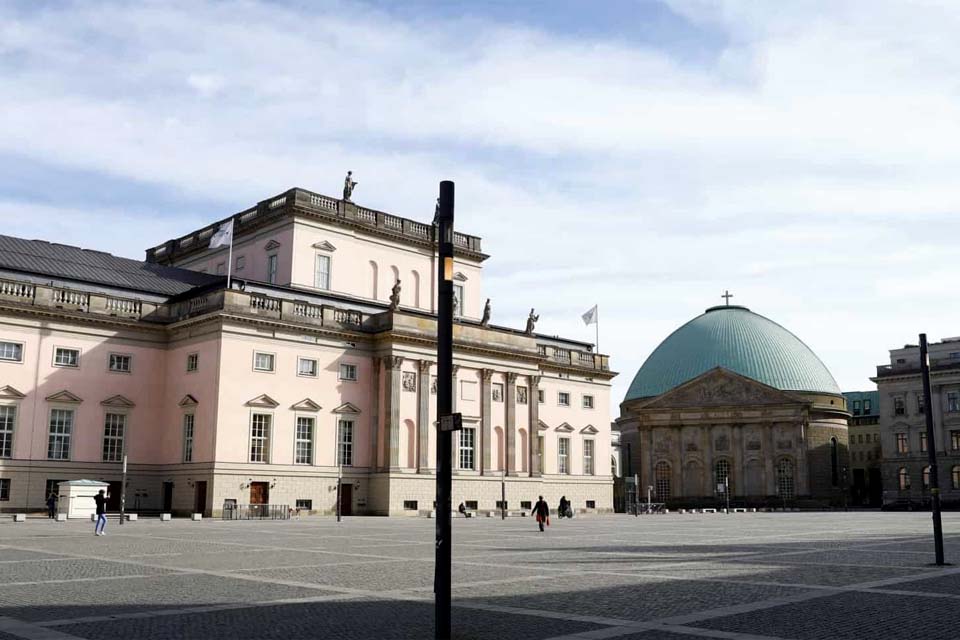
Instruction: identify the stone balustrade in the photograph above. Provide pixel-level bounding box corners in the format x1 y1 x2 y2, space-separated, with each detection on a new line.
0 277 162 321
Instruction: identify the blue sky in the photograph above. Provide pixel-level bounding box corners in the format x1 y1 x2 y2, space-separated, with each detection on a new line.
2 0 959 408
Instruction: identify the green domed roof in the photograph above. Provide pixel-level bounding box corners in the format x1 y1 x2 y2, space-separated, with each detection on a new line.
625 305 841 401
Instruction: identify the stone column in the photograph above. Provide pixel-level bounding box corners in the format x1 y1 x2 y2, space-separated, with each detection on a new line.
703 426 714 497
765 422 776 495
528 375 541 477
678 427 687 498
370 357 381 471
645 427 655 494
417 360 432 473
796 420 809 495
481 369 494 474
505 373 517 475
382 355 403 471
733 425 744 495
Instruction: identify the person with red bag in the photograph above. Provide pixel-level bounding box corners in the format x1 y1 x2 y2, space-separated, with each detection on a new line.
534 496 550 532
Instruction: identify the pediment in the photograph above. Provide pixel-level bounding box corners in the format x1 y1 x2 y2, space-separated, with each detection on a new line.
45 390 82 404
638 368 804 410
245 394 280 408
179 394 199 407
264 240 281 251
291 398 322 412
312 241 337 252
537 420 550 432
0 385 25 400
332 402 361 414
555 422 575 433
101 395 135 408
453 272 468 282
580 424 599 435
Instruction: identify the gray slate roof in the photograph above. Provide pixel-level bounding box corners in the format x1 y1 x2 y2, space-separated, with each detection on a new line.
0 235 220 297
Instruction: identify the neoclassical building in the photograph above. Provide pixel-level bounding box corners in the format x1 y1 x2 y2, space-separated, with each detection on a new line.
617 305 849 507
0 187 615 515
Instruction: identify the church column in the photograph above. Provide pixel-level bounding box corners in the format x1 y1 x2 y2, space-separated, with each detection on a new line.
703 426 714 497
528 375 541 477
677 427 687 498
505 373 517 475
645 427 654 496
381 355 403 470
370 357 381 471
764 422 776 495
733 425 744 496
481 369 494 474
796 419 809 495
416 360 432 473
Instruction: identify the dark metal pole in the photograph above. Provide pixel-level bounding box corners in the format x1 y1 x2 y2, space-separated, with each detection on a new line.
920 333 945 565
119 455 127 526
435 180 455 640
336 420 342 524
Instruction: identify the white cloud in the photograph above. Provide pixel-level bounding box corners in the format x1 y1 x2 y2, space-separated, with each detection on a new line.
0 0 958 407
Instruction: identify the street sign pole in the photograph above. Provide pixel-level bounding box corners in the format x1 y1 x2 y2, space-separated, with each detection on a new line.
434 180 455 640
920 333 945 565
119 454 127 526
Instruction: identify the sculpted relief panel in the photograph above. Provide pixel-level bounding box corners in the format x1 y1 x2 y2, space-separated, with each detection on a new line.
647 370 794 409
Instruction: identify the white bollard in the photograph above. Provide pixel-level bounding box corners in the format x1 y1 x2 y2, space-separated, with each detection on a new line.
125 513 138 522
13 513 26 522
191 513 202 521
160 513 172 521
55 513 67 522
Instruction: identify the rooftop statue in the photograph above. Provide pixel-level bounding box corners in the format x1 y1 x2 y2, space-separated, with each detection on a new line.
388 279 401 311
343 171 357 201
481 298 491 327
524 308 539 335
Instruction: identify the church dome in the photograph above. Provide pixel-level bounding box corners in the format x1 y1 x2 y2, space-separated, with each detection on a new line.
625 305 841 401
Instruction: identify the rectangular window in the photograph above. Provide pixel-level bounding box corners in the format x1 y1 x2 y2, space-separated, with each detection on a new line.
0 341 23 362
0 406 14 458
948 392 960 413
453 284 464 317
403 500 418 511
495 500 507 509
920 433 928 453
558 392 570 407
520 500 532 510
582 395 594 409
267 254 278 284
53 347 79 368
182 414 195 463
108 353 131 373
298 357 318 377
337 419 354 466
583 439 594 475
295 416 315 465
918 394 926 414
236 255 246 271
339 363 358 381
249 414 271 463
558 437 570 474
0 478 8 501
186 353 199 372
952 430 960 451
586 500 596 509
296 499 312 510
465 500 478 511
216 262 226 275
253 352 275 372
896 433 909 454
47 409 73 460
894 397 905 416
537 389 544 404
459 427 475 470
863 399 872 413
315 254 331 290
102 413 126 462
852 400 861 416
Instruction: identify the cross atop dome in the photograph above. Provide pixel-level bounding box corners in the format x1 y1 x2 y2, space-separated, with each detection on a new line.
722 290 733 305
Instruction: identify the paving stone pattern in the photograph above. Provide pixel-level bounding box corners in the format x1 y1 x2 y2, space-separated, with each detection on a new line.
0 512 958 639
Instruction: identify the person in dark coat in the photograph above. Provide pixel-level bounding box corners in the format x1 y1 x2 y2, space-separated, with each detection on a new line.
94 489 108 536
46 492 57 519
558 496 568 519
534 496 550 532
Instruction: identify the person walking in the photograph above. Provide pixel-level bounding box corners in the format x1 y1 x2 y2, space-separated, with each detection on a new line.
534 496 550 532
558 496 568 519
94 489 108 536
46 492 57 519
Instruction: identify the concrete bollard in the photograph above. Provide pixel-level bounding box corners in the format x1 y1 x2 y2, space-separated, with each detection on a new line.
55 513 67 522
160 513 172 521
125 513 138 522
13 514 26 522
191 513 202 521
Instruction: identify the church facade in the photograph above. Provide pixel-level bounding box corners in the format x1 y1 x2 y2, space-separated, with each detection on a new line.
0 186 615 516
618 305 849 507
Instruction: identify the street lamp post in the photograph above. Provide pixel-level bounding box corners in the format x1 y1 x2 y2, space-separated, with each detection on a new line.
119 454 127 526
920 333 945 565
336 420 342 524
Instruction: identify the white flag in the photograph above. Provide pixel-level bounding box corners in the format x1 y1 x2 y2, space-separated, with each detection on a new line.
581 304 598 326
209 220 234 249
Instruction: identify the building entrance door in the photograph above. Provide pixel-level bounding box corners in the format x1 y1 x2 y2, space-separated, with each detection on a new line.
194 481 208 516
339 483 353 516
250 482 269 505
162 482 173 513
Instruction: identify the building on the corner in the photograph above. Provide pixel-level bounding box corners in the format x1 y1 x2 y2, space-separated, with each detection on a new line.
871 338 960 508
0 187 616 515
617 304 850 508
843 390 882 507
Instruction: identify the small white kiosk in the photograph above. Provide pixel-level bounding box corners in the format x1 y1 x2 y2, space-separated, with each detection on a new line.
58 480 109 519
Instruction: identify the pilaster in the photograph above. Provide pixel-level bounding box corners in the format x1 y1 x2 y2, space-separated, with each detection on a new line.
703 426 714 497
370 357 381 471
382 355 404 470
797 420 810 495
481 369 494 474
733 425 744 495
528 374 541 477
417 360 432 473
765 422 776 495
505 372 517 476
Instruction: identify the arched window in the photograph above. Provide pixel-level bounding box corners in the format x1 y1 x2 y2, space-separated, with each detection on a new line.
715 459 731 494
830 437 839 486
611 455 619 477
952 466 960 490
922 466 931 490
776 458 795 499
369 261 379 299
411 270 421 308
655 461 671 499
898 467 910 491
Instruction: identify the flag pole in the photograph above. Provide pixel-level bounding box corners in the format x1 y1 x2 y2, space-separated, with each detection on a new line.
595 306 599 354
226 225 233 291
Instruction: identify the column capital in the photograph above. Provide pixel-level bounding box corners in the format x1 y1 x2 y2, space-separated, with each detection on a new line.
481 368 495 382
382 355 404 370
529 374 542 388
417 360 433 374
451 364 460 376
506 372 518 384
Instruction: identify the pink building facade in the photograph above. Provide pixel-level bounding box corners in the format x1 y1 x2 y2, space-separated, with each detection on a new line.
0 188 615 515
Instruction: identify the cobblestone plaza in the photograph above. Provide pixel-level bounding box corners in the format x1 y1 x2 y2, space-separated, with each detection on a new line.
1 512 958 639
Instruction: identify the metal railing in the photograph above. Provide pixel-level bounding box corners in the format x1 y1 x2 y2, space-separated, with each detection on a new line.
221 503 290 520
